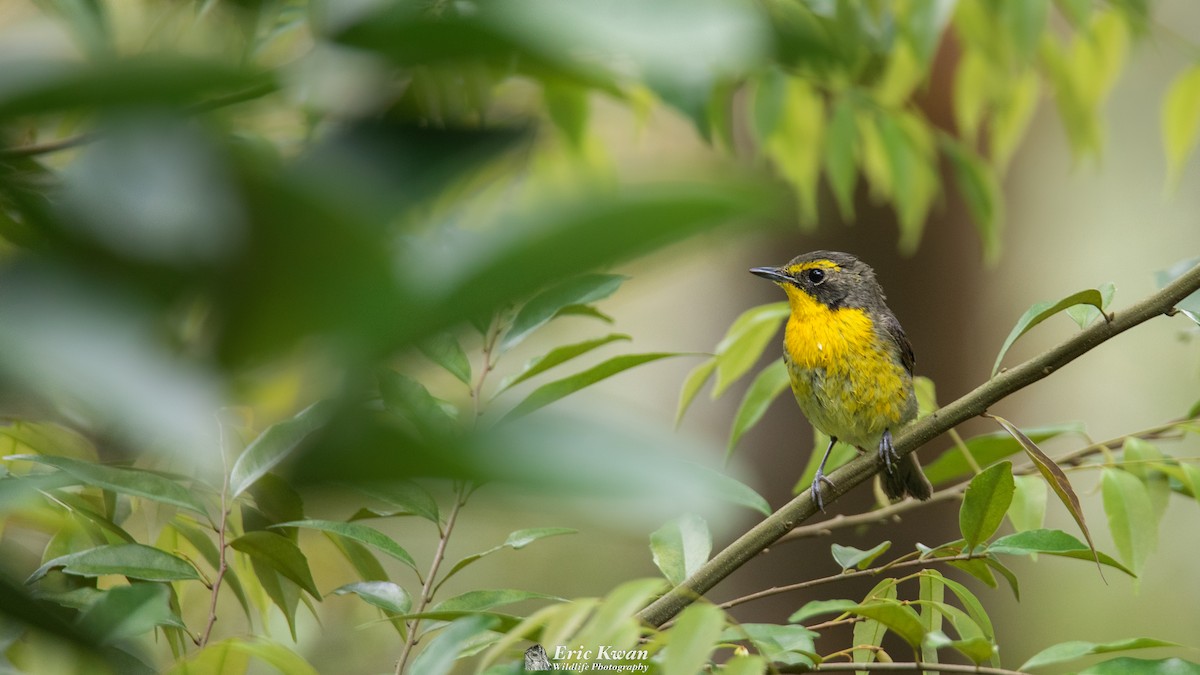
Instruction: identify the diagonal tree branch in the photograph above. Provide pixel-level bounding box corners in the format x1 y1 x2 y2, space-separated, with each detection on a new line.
637 262 1200 628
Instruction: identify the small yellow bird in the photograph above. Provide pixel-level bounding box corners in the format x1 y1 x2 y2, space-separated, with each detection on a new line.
751 251 932 510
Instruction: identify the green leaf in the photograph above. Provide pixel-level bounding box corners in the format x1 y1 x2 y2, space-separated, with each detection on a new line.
852 598 926 648
650 514 712 586
1007 474 1048 532
419 333 472 385
919 572 944 665
1081 658 1200 675
959 461 1015 548
763 76 825 226
990 69 1040 171
77 584 181 644
831 541 891 571
167 637 320 675
572 578 666 649
11 455 207 518
989 529 1133 576
711 303 789 398
824 96 858 220
555 304 614 324
408 615 499 675
685 462 771 516
940 134 1003 263
30 544 199 583
924 631 997 666
1066 282 1116 329
992 290 1107 376
1163 64 1200 191
273 519 418 573
379 370 458 440
954 51 991 144
230 401 334 498
853 582 895 667
1101 469 1158 576
496 333 631 393
727 359 790 457
502 353 681 421
926 571 996 642
721 623 816 667
499 528 571 550
676 359 717 426
721 655 769 675
230 531 320 598
332 581 412 615
924 423 1084 485
356 481 440 524
501 274 626 352
1022 638 1183 671
986 555 1022 600
441 528 576 584
663 604 725 675
433 589 561 613
788 599 858 624
990 415 1101 573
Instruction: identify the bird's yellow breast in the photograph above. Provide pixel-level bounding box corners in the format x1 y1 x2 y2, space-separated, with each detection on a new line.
780 285 912 447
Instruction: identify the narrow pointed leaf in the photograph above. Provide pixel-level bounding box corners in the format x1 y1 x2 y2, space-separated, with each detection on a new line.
663 604 725 675
441 528 575 584
273 519 417 572
432 589 561 613
408 615 499 675
11 455 207 517
959 461 1015 548
1080 657 1200 675
502 353 681 421
924 423 1084 485
650 514 711 586
1008 474 1048 532
31 544 199 582
230 401 334 498
419 334 472 385
676 358 717 426
989 529 1133 576
501 274 626 352
356 481 440 524
1101 469 1157 576
992 290 1106 376
831 541 891 571
230 531 320 598
727 359 790 457
496 333 631 393
686 462 770 516
1163 64 1200 191
990 415 1101 573
332 581 412 615
712 303 789 398
1022 638 1182 671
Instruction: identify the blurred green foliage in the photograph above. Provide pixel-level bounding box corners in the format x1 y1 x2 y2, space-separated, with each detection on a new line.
0 0 1199 673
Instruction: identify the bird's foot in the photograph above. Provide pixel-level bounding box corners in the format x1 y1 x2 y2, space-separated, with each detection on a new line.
879 429 899 474
812 472 836 512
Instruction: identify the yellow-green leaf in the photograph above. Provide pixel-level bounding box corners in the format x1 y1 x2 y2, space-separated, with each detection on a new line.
992 289 1106 376
1163 64 1200 191
1101 468 1158 576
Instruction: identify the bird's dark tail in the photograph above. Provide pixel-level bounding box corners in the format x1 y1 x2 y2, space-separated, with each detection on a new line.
882 453 933 501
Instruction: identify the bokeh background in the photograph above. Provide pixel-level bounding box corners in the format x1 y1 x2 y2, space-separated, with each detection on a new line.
0 0 1199 673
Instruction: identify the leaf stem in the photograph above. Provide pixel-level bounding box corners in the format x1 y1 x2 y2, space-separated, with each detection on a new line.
394 484 467 674
716 553 979 612
637 261 1200 627
199 422 234 648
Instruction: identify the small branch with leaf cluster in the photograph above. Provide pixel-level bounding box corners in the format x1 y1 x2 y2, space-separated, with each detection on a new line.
637 261 1200 628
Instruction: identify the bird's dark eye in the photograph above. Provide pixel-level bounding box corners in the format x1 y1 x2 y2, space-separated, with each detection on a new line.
806 268 826 285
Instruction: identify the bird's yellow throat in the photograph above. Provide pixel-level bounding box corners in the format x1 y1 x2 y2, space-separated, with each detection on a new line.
781 285 877 370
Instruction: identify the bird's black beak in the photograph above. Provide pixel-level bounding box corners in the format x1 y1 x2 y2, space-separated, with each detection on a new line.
750 266 791 284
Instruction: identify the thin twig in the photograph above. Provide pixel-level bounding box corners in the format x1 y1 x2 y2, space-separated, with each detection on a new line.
779 662 1029 674
778 416 1195 544
394 484 467 674
717 553 979 611
199 419 235 648
637 261 1200 627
